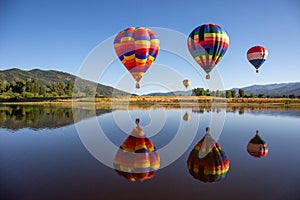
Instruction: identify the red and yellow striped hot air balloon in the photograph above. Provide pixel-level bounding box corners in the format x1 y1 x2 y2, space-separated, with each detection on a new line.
187 127 230 183
113 119 160 181
114 27 160 89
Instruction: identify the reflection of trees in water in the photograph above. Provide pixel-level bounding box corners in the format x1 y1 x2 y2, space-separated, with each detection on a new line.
192 107 222 114
0 105 111 131
192 106 300 117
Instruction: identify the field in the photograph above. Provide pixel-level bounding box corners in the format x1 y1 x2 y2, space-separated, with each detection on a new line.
1 96 300 110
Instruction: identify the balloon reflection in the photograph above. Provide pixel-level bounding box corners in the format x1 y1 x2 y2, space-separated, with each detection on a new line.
187 127 230 183
182 112 190 121
113 118 160 181
247 130 268 158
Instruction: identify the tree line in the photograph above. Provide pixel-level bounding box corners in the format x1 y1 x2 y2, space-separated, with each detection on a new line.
192 88 297 98
0 78 99 99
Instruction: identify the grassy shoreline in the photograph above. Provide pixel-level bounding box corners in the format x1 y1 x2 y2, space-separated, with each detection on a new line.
0 96 300 109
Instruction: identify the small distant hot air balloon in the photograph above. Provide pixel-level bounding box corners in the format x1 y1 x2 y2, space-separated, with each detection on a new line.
187 127 230 183
183 112 190 121
188 24 229 79
183 79 190 89
247 46 268 73
247 130 268 158
114 27 160 89
113 119 160 181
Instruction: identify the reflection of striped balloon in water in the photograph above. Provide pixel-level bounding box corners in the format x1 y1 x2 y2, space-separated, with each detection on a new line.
113 119 160 181
247 130 268 158
188 24 229 79
182 112 190 121
247 46 268 73
187 128 230 183
114 27 160 89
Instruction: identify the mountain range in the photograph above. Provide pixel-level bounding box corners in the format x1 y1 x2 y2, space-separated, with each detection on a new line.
232 82 300 96
145 82 300 97
0 68 130 96
0 68 299 97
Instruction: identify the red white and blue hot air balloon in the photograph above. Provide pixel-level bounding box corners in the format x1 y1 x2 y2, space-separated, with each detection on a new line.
247 46 268 73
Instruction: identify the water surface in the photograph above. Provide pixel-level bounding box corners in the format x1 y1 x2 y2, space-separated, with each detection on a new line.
0 105 299 200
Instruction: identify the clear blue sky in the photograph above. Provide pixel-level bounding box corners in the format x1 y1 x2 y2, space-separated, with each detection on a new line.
0 0 299 94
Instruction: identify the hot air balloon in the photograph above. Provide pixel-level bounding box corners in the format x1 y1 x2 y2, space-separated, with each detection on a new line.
114 27 160 89
247 130 268 158
183 79 190 89
113 118 160 181
183 112 190 121
187 24 229 79
247 46 268 73
187 127 230 183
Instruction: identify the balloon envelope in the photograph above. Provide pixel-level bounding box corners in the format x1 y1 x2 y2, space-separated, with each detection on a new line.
183 79 190 89
113 120 160 181
114 27 160 88
247 46 268 73
187 129 230 183
187 24 229 79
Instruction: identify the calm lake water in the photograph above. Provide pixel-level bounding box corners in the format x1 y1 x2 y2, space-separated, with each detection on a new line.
0 105 299 200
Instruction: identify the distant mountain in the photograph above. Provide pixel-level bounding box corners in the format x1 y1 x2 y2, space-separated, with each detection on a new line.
232 82 300 97
0 68 130 96
144 90 192 96
143 82 300 97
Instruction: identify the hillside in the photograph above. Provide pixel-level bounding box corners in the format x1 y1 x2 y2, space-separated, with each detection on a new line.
0 68 130 96
144 90 192 96
232 82 300 97
145 82 300 97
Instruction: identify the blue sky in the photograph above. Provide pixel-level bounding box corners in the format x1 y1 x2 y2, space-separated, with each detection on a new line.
0 0 299 94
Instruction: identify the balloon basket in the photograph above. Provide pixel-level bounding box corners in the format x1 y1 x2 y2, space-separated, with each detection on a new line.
206 74 210 79
256 69 259 73
135 118 140 125
136 82 140 89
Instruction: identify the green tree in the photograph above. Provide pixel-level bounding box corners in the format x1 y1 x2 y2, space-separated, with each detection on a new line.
13 80 26 94
231 90 236 98
210 91 216 97
65 82 74 96
95 92 101 98
258 93 266 98
250 92 255 98
52 82 66 96
192 88 206 96
85 85 95 96
226 90 232 98
238 89 245 98
39 86 47 96
289 94 295 98
215 90 224 97
206 89 210 96
0 80 7 93
25 78 33 93
32 78 40 94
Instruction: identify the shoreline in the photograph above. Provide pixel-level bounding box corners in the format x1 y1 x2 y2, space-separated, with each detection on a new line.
0 96 299 110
